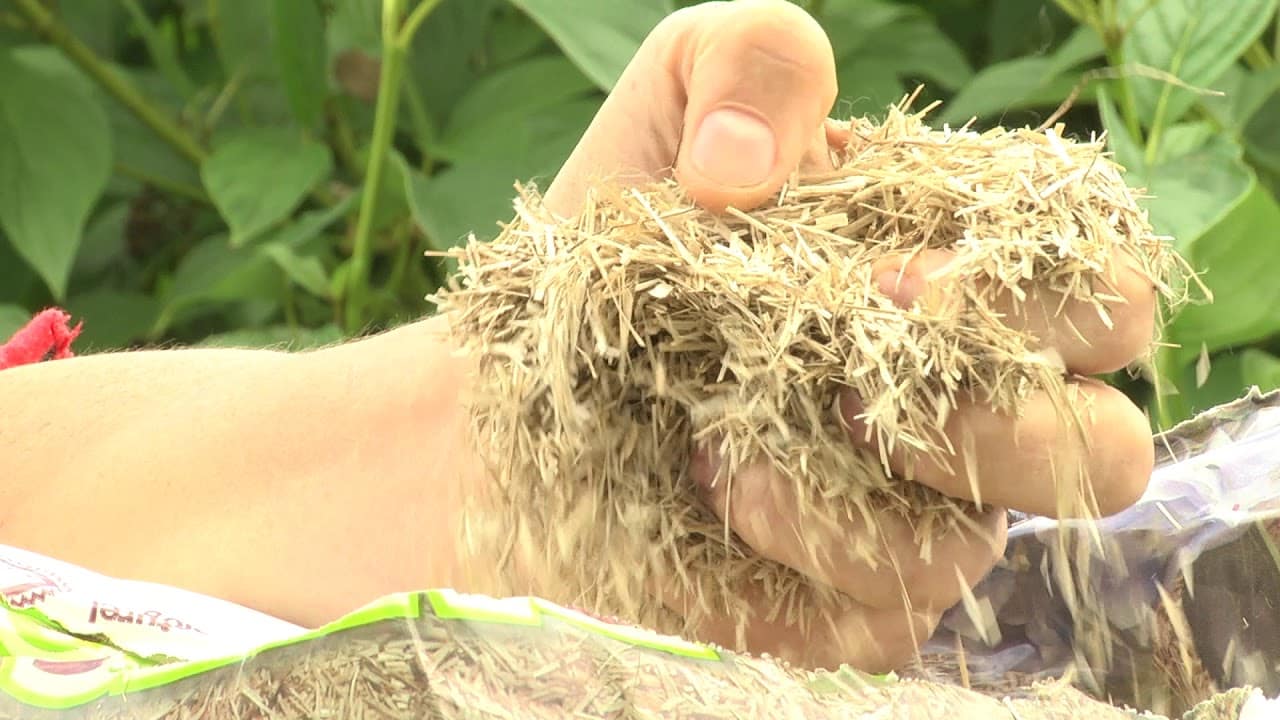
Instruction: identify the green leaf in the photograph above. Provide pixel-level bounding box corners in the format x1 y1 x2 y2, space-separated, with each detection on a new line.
1121 0 1279 129
939 25 1101 126
409 99 600 246
825 1 974 114
0 305 29 340
1129 134 1253 254
940 57 1055 124
446 56 596 133
404 160 511 248
1245 91 1280 176
328 0 383 54
438 98 599 165
1097 85 1144 171
159 234 283 334
508 0 673 91
201 129 334 247
197 324 344 350
260 243 331 298
1199 64 1280 135
487 6 554 67
407 0 500 127
73 202 132 282
1168 183 1280 359
0 49 112 299
262 192 359 249
63 290 159 350
272 0 329 129
210 0 276 80
1175 348 1280 416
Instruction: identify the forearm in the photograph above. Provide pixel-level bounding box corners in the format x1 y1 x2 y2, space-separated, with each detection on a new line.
0 316 479 625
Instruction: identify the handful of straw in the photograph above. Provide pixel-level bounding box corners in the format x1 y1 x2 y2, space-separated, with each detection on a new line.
431 99 1187 654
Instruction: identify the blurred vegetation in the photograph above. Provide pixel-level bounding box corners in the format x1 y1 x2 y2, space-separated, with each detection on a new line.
0 0 1278 429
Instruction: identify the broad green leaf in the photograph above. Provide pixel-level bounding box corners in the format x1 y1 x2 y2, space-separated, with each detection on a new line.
1200 64 1280 135
64 290 159 350
0 240 38 305
72 202 131 282
408 0 500 126
0 49 112 299
1121 0 1278 129
261 192 359 249
0 305 29 340
1096 85 1144 171
201 129 334 247
158 234 284 334
6 46 197 193
509 0 673 91
438 98 599 165
1157 121 1216 162
1045 24 1105 77
1168 183 1280 360
446 56 595 133
198 324 344 350
260 243 332 298
939 57 1054 125
409 95 598 248
169 235 281 303
986 0 1082 64
209 0 275 80
1129 134 1253 254
940 25 1100 126
403 160 515 248
1245 92 1280 176
328 0 383 54
272 0 329 129
826 1 973 113
487 5 554 67
1175 348 1280 416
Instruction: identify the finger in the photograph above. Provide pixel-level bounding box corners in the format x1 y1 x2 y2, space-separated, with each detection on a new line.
689 447 1007 613
671 577 943 672
843 378 1154 518
871 248 1157 376
544 0 838 217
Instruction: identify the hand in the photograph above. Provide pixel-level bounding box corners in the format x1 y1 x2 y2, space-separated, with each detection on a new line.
540 0 1156 672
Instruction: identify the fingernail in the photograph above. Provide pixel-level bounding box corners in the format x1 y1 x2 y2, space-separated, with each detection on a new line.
875 267 923 308
690 107 777 188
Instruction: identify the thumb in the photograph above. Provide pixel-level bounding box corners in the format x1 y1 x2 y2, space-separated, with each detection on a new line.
544 0 838 217
673 1 837 212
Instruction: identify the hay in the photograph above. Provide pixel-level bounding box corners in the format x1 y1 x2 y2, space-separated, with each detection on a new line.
430 97 1188 654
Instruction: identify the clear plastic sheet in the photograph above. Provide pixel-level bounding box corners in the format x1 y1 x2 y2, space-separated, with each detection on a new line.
924 388 1280 711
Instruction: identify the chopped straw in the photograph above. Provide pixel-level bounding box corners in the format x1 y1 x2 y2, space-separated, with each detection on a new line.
430 96 1190 663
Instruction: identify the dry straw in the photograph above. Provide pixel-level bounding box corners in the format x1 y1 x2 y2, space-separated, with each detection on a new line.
430 95 1189 659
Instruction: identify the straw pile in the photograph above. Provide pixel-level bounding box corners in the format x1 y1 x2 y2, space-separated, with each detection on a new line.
431 99 1185 652
24 605 1151 720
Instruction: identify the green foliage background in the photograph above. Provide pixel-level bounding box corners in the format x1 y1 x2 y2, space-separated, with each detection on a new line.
1 0 1278 429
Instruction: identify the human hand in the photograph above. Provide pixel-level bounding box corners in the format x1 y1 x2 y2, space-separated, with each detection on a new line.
540 0 1156 672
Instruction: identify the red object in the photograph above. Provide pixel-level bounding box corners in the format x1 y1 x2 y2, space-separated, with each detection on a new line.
0 309 82 371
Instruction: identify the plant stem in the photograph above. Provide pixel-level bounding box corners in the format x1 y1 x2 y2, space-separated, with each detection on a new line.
114 162 210 204
344 0 445 333
11 0 207 166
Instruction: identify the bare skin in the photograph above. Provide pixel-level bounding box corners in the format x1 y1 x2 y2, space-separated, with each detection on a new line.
0 0 1155 672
